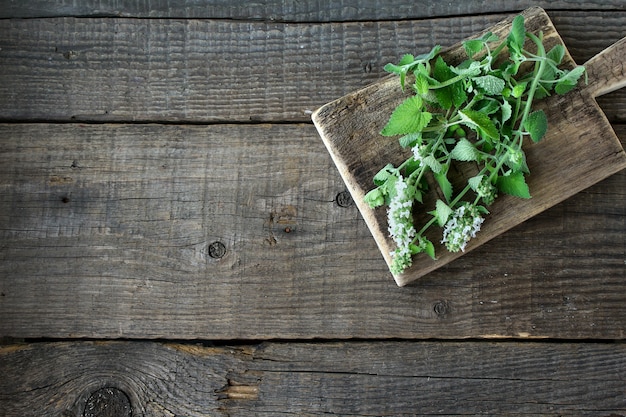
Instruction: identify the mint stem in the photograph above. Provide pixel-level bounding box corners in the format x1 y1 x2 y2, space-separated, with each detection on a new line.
518 32 547 131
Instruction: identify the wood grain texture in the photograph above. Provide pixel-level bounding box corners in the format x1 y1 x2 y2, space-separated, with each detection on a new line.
0 3 624 414
0 123 625 339
312 8 626 285
1 340 625 416
0 0 624 20
0 12 624 123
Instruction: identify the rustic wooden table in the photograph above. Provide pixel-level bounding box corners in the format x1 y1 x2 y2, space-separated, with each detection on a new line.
1 1 625 415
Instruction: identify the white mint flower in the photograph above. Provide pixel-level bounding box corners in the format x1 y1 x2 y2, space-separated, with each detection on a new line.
390 247 412 275
387 176 416 273
411 143 428 164
476 176 497 205
441 203 484 252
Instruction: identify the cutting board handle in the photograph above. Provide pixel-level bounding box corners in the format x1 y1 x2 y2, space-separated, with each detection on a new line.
583 36 626 98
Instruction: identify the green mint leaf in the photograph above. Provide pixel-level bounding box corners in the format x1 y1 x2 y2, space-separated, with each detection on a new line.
383 63 402 74
409 243 421 255
424 239 436 259
539 65 557 87
504 149 528 172
386 46 443 89
480 31 500 43
434 171 453 203
423 154 442 174
450 138 479 162
413 63 429 77
451 82 469 108
468 174 484 192
403 158 422 178
381 96 432 136
435 199 453 227
413 189 423 204
435 89 453 110
555 66 586 94
419 89 441 107
399 132 421 149
501 99 512 124
463 39 484 58
504 60 523 77
415 45 442 63
524 110 548 143
511 82 527 98
555 80 576 95
414 73 430 95
533 83 551 100
450 61 482 78
475 98 500 116
473 75 505 96
419 112 433 132
383 174 399 203
433 59 475 109
399 71 407 91
398 54 415 66
384 62 409 89
507 14 526 51
373 163 394 186
433 56 454 109
496 171 531 199
547 44 565 65
459 109 500 141
413 189 424 204
364 188 384 208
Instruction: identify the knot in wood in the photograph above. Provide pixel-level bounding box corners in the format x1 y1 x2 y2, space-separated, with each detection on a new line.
83 387 132 417
433 300 451 318
208 241 226 259
335 191 354 208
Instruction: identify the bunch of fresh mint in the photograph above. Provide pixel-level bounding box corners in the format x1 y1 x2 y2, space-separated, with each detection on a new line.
364 15 586 275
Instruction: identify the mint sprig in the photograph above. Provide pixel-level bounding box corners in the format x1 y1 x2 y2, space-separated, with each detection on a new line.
364 14 586 275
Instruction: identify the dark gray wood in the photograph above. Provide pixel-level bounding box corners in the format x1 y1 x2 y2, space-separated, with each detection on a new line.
0 0 624 20
0 123 624 339
0 12 624 123
0 3 625 415
1 340 625 416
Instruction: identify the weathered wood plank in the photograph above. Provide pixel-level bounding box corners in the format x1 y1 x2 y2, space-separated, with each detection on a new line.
0 12 624 123
0 123 625 339
1 0 624 20
1 340 625 416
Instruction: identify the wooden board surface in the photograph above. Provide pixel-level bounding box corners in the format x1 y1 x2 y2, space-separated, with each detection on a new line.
2 340 625 416
1 3 625 415
1 0 624 19
0 12 625 123
1 123 625 339
312 8 626 285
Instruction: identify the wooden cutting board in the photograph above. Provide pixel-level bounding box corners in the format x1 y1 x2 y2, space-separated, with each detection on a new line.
312 7 626 286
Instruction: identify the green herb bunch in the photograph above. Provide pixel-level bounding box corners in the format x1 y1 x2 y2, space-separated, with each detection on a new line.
363 15 586 275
